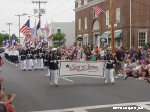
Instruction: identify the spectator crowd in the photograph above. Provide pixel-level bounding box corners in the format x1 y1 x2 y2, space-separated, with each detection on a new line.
0 55 16 112
0 42 149 111
55 44 150 82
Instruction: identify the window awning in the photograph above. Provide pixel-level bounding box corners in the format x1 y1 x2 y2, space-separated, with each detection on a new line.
77 35 83 41
100 31 111 39
109 30 123 38
100 30 123 39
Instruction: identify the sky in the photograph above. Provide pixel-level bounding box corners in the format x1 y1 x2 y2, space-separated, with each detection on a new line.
0 0 75 36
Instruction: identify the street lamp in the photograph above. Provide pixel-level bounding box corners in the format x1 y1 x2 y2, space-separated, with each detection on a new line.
15 13 27 45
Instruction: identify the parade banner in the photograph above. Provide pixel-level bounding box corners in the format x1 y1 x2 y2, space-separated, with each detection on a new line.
59 61 105 77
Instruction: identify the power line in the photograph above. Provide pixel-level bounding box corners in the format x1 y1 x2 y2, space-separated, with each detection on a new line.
46 0 70 14
51 6 74 19
32 0 48 28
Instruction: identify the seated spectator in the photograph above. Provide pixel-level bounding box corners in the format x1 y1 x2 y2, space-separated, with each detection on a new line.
0 103 7 112
132 61 142 78
0 92 16 112
138 59 150 82
124 59 137 79
142 70 150 83
0 76 4 90
0 55 4 71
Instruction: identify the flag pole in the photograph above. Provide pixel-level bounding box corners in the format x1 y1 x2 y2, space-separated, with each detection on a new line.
110 0 115 54
35 19 37 46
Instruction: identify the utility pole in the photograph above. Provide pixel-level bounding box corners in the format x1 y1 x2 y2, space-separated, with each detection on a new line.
110 0 115 54
6 23 12 43
15 13 27 45
32 0 47 28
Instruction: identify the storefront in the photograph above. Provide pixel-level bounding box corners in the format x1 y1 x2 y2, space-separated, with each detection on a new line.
100 30 123 48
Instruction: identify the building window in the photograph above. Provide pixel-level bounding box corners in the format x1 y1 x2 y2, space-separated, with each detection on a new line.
106 10 109 25
93 10 98 18
57 29 61 33
84 0 88 5
78 0 81 7
116 38 121 47
116 8 120 23
83 34 88 45
138 32 147 46
78 19 81 30
85 17 87 29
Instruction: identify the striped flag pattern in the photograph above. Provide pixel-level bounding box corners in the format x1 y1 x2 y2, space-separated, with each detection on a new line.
93 5 103 15
20 19 30 37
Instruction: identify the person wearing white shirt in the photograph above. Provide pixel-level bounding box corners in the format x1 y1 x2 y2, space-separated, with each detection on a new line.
99 48 105 60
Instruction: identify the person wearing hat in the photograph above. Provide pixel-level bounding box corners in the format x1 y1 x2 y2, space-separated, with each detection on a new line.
48 48 59 86
20 47 26 70
104 48 115 84
13 47 19 67
37 46 45 70
26 46 32 71
33 47 38 70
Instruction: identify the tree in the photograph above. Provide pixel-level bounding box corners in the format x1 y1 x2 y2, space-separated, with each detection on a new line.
52 32 66 47
0 33 9 47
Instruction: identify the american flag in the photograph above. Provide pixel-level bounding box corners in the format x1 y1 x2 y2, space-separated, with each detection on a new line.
45 24 49 36
93 5 103 15
20 19 30 37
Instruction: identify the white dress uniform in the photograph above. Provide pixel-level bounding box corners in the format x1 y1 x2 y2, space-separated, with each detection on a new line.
26 48 32 71
37 47 44 70
44 50 51 76
20 49 26 70
33 49 38 70
104 50 115 84
4 48 9 60
9 49 13 64
48 48 59 86
13 49 19 66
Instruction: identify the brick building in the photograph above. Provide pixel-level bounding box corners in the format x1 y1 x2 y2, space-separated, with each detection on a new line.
74 0 150 48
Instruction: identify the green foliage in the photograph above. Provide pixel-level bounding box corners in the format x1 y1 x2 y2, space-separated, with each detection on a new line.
0 34 9 47
145 42 150 48
52 32 66 47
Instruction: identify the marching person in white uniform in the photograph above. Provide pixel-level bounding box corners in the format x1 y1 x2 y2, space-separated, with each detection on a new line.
26 46 32 71
37 46 44 70
104 48 115 84
20 47 26 70
48 48 59 86
44 48 51 76
33 47 38 70
13 47 19 66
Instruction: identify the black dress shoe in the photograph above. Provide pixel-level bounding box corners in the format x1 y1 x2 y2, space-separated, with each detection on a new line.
55 84 58 87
